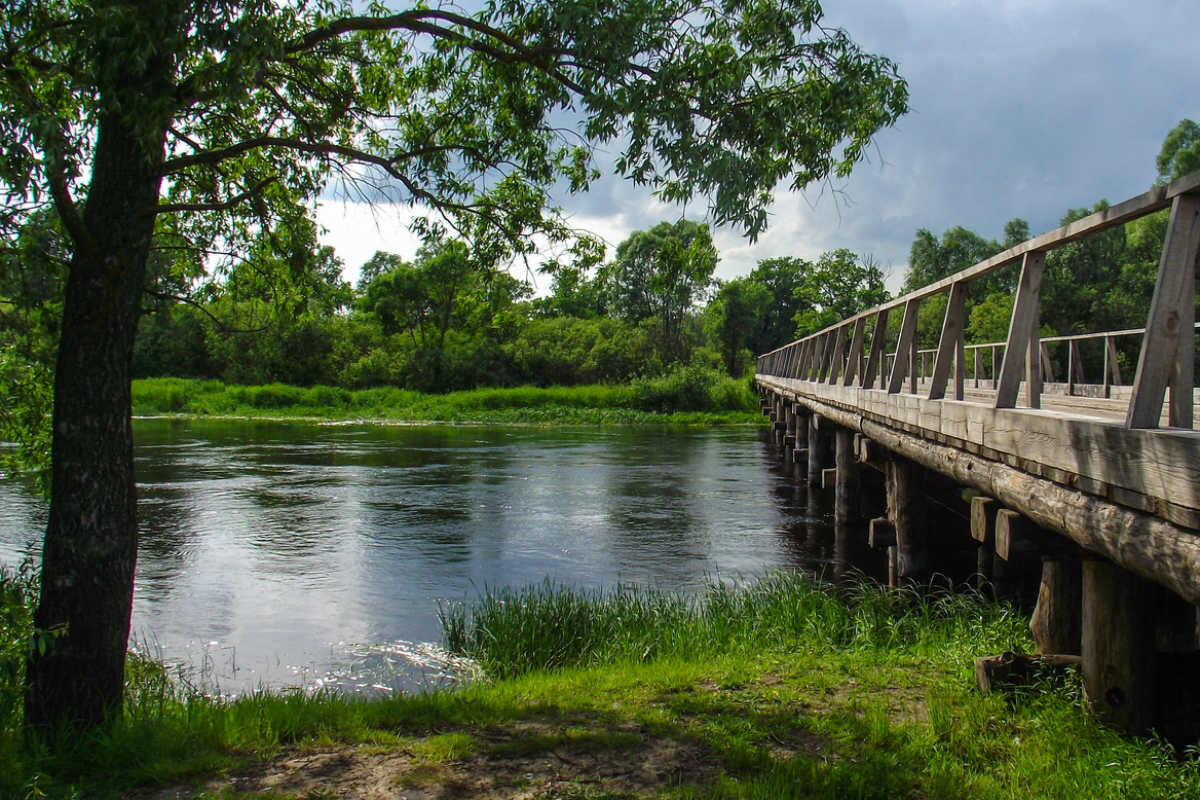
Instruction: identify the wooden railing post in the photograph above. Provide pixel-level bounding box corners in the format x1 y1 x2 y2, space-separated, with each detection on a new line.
929 281 968 401
828 324 848 385
843 317 866 387
995 251 1046 409
1127 193 1200 429
888 300 920 394
862 308 889 390
1104 335 1120 398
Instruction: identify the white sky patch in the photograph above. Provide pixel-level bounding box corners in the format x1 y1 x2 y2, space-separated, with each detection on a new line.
315 200 427 286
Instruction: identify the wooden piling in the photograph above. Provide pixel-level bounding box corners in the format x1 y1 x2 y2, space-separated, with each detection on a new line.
886 457 928 579
1082 559 1156 733
834 429 863 583
1030 557 1082 655
807 414 828 488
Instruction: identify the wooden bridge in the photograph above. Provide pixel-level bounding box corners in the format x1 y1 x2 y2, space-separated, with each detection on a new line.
755 169 1200 736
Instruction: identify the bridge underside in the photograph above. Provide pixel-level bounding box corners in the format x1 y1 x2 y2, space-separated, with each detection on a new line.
757 375 1200 736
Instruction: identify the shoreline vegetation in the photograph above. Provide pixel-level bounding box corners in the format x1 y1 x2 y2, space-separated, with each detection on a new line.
3 568 1200 798
131 367 768 427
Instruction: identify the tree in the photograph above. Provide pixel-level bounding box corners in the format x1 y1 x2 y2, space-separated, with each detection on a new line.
744 256 811 355
1 0 907 728
598 219 718 362
706 277 770 376
1157 119 1200 184
792 249 889 336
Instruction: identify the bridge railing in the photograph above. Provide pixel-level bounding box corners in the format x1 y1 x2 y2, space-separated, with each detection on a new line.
757 168 1200 430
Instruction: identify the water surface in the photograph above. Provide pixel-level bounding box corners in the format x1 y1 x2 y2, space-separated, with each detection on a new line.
0 419 827 694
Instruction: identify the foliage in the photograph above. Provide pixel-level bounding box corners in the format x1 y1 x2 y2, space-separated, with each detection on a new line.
440 573 1027 679
791 249 889 337
0 346 53 483
0 561 38 742
706 278 771 376
743 257 810 354
130 373 761 422
1157 119 1200 183
597 219 718 363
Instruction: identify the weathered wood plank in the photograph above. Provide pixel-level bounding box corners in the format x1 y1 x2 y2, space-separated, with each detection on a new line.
996 251 1046 408
929 281 968 401
843 317 867 387
888 300 920 394
1127 193 1200 428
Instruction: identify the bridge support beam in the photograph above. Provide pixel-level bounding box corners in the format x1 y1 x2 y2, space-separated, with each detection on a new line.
834 428 864 585
1083 559 1156 733
886 457 928 580
1031 556 1082 655
806 414 831 489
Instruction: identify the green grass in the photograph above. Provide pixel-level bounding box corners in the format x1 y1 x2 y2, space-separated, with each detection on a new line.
130 368 765 426
4 569 1200 798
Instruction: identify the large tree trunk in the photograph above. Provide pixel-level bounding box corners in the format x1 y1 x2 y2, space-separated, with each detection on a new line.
25 111 165 731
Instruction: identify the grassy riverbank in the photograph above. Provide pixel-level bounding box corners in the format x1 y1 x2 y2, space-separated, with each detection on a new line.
4 568 1200 799
131 367 766 426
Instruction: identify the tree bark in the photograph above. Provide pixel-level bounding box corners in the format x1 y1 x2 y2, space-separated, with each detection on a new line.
26 109 166 731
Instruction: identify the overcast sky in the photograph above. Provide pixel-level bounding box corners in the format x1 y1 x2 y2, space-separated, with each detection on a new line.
316 0 1200 293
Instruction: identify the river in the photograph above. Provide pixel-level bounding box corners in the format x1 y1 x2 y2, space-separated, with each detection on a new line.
0 419 830 695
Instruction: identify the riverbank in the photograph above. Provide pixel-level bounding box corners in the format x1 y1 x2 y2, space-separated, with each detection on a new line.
4 570 1199 798
131 369 767 426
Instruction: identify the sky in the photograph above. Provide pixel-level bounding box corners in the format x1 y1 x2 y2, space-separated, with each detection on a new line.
315 0 1200 294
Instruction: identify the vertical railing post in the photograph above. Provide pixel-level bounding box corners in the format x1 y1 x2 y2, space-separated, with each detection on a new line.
843 317 866 387
862 308 890 390
929 281 968 401
827 324 848 385
995 251 1046 409
1104 335 1121 398
888 299 920 394
1127 193 1200 428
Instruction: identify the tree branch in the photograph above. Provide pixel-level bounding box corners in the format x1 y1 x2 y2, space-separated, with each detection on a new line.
155 177 278 215
142 288 271 334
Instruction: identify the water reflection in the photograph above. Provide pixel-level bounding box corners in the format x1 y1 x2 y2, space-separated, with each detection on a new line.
0 419 832 694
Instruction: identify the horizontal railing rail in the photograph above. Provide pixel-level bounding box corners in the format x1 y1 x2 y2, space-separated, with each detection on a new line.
757 169 1200 430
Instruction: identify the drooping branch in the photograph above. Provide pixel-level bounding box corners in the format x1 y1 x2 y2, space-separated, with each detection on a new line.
142 288 270 334
155 177 278 215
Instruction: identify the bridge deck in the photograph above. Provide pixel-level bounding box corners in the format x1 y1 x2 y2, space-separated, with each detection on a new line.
757 374 1200 530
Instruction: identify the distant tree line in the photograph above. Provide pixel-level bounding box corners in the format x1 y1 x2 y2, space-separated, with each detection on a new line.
3 120 1196 410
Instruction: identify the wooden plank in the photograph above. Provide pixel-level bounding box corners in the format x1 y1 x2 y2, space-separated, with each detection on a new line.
996 251 1046 408
955 324 966 401
757 375 1200 516
822 467 838 490
1127 193 1200 428
995 508 1031 561
888 300 920 394
869 517 896 548
970 496 997 543
1040 341 1055 385
929 281 968 400
843 317 866 387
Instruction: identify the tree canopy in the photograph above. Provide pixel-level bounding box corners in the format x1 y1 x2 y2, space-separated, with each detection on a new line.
0 0 908 730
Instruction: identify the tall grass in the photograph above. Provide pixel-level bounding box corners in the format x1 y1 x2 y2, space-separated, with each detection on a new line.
439 572 1030 680
131 366 762 424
